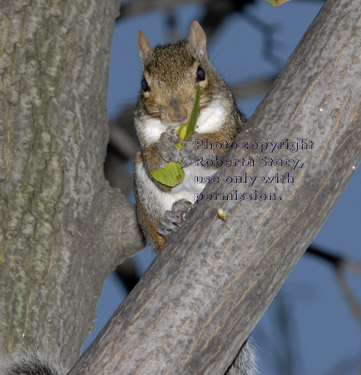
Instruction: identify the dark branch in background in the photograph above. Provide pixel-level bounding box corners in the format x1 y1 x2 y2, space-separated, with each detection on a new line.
306 246 361 328
115 259 140 294
117 0 326 22
197 0 255 38
243 11 283 70
165 10 178 43
104 105 139 193
231 75 277 100
306 246 343 267
109 124 139 160
118 0 195 18
118 0 253 21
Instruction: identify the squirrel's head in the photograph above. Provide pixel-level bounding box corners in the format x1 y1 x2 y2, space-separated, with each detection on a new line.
137 21 217 126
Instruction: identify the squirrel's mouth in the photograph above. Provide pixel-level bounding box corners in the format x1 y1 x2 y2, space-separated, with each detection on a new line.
161 101 190 125
160 116 188 128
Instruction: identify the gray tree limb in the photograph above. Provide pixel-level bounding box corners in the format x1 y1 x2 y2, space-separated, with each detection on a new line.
0 0 143 369
69 0 361 374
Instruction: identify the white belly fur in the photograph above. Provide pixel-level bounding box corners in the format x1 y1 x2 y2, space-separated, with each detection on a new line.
171 165 216 203
137 98 226 215
140 99 226 144
135 160 217 221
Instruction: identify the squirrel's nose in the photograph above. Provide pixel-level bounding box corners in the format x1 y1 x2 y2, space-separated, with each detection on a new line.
167 97 188 124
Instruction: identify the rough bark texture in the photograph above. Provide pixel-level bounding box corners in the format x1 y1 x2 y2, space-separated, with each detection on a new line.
0 0 144 370
69 0 361 374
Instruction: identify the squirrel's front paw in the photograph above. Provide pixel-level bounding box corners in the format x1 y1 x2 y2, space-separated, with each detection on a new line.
158 129 182 162
158 199 192 237
179 133 203 166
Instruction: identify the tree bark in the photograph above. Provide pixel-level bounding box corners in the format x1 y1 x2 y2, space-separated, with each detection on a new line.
0 0 143 369
69 0 361 374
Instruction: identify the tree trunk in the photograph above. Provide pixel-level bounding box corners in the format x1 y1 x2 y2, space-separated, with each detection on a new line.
0 0 143 369
68 0 361 374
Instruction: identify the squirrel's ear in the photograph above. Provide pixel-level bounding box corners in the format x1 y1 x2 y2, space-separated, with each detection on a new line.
188 21 208 61
138 31 152 68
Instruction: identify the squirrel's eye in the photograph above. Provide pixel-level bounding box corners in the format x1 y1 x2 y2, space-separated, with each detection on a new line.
196 65 205 81
141 77 150 92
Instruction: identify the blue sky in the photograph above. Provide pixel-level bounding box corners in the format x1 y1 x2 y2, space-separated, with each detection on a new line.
83 2 361 374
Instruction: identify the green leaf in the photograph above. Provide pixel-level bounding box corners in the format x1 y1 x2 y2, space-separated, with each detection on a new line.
151 161 185 187
178 85 201 141
265 0 291 7
152 86 200 187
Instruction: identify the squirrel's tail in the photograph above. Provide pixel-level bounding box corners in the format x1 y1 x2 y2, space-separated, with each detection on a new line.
3 355 64 375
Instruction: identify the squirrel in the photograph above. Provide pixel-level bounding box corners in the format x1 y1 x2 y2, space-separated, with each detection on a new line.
134 21 257 375
134 20 246 252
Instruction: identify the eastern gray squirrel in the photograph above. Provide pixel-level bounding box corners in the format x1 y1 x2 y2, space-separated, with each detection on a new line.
134 21 256 375
134 20 246 251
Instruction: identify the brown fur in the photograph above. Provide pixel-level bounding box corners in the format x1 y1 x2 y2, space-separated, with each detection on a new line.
135 187 167 252
134 152 167 252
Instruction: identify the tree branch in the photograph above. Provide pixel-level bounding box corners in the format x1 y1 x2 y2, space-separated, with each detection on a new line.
0 0 143 369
